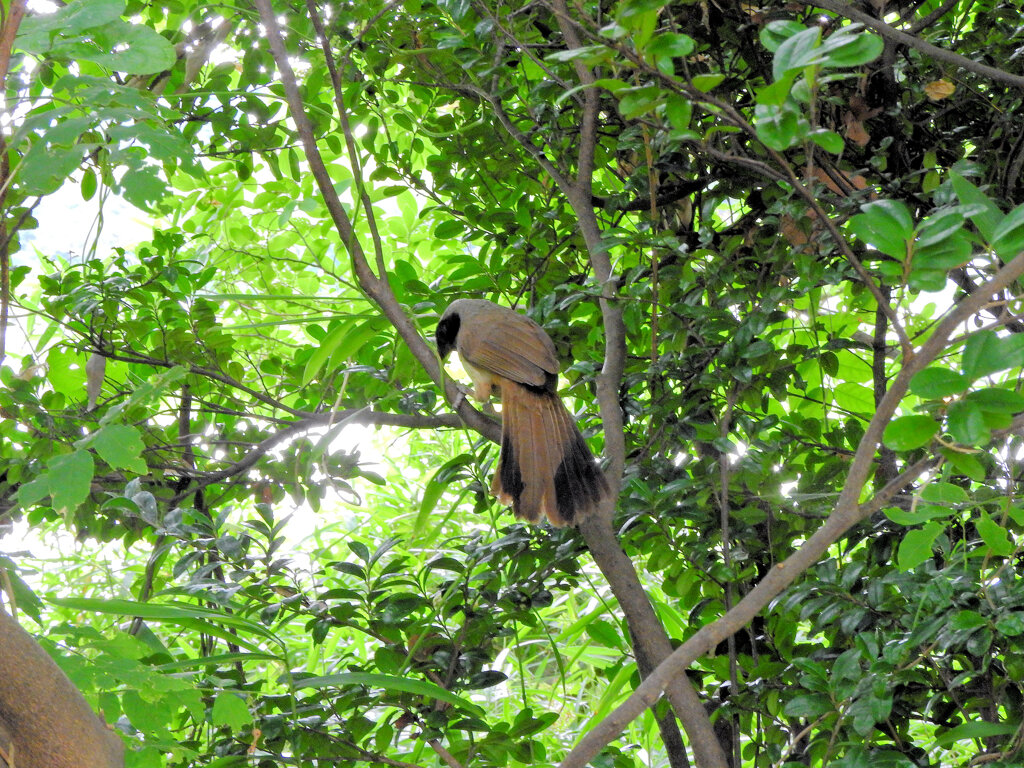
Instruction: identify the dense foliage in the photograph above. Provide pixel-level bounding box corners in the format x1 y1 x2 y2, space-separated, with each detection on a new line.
3 0 1024 766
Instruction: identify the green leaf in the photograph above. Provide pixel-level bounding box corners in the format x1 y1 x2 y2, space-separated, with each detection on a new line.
817 28 883 68
89 22 177 74
755 101 805 151
909 367 968 399
772 26 822 79
647 33 695 58
920 481 969 505
809 129 844 154
991 202 1024 259
618 86 661 119
884 505 954 526
119 166 166 211
947 399 990 445
90 424 148 474
942 449 987 481
976 511 1013 556
935 720 1017 747
916 209 966 248
434 219 465 239
296 673 484 715
913 231 972 270
122 689 172 732
302 321 353 386
882 415 938 451
50 597 281 645
962 330 1003 379
784 694 833 718
760 20 806 52
897 521 943 570
995 613 1024 636
18 450 95 515
211 693 251 730
966 387 1024 414
848 200 914 259
834 381 875 413
950 172 1002 241
665 95 693 132
585 619 624 648
16 0 125 49
691 73 724 92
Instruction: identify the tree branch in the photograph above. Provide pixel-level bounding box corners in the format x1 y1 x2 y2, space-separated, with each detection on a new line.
798 0 1024 90
560 249 1024 768
169 408 465 504
254 0 498 444
0 607 124 768
547 2 728 766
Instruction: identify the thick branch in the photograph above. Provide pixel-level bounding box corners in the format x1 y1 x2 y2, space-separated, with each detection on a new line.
0 608 124 768
547 2 727 766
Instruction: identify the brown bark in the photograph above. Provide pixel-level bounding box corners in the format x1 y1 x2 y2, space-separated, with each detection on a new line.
0 608 124 768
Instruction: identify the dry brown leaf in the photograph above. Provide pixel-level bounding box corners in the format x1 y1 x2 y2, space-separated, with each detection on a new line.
925 79 956 100
844 113 871 146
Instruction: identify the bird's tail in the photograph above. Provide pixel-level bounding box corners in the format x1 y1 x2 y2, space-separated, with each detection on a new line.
491 383 609 526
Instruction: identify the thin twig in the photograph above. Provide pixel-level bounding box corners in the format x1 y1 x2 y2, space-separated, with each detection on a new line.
798 0 1024 90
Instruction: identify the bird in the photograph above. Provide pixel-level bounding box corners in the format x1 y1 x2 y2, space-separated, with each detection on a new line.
435 298 609 526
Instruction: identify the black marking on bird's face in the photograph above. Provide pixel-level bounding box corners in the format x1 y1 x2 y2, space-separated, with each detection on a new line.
435 310 461 359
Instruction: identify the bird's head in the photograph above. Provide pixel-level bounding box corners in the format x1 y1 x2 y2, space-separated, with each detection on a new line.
435 302 463 359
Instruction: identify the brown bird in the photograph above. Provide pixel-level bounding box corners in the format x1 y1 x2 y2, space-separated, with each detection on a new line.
435 298 609 526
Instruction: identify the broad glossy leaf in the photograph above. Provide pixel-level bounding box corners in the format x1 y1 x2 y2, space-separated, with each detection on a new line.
976 511 1013 555
935 721 1017 747
884 505 954 525
809 128 844 154
950 172 1002 242
818 28 883 68
913 231 972 270
909 367 968 399
755 102 805 151
691 73 725 92
760 20 806 53
91 424 148 474
961 330 1003 379
647 32 695 58
916 209 966 248
920 481 969 505
882 415 937 451
947 399 990 445
773 26 822 79
965 387 1024 414
897 521 943 570
992 201 1024 259
848 200 914 259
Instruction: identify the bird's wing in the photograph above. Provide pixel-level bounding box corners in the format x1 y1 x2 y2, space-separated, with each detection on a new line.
457 306 559 388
